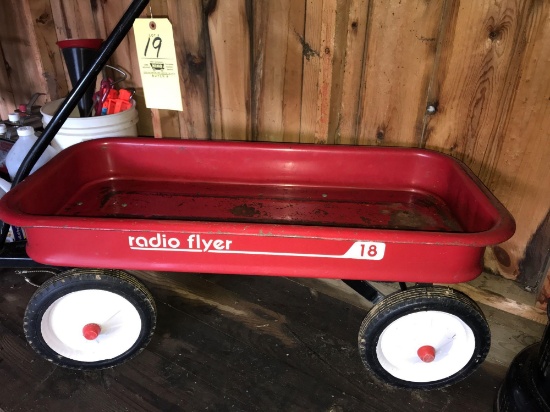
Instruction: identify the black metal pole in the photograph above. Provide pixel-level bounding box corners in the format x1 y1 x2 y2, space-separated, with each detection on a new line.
0 0 150 246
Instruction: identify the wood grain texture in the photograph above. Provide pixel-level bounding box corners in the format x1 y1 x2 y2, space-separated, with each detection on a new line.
299 0 342 144
166 0 209 139
281 1 308 143
299 0 323 143
0 45 16 120
49 0 106 39
316 0 340 144
28 0 68 101
325 0 351 144
444 282 547 325
334 0 369 145
423 0 536 174
207 0 251 141
357 0 444 147
0 0 53 114
150 108 174 139
103 0 144 87
252 0 305 143
422 0 550 283
485 1 550 282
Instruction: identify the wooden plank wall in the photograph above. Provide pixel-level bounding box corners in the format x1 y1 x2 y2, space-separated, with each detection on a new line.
1 0 549 306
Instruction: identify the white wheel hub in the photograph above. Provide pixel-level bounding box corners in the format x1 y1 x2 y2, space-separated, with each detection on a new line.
40 289 142 362
376 311 476 383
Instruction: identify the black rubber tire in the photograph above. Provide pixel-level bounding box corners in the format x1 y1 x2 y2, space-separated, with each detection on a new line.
24 268 156 370
358 286 490 390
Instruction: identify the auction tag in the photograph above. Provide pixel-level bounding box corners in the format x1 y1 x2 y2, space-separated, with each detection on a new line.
133 18 183 111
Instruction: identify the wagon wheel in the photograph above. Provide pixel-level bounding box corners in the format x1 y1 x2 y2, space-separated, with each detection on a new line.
23 268 156 370
358 286 490 389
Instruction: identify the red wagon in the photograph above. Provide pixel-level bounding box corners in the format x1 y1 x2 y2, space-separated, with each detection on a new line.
0 138 514 389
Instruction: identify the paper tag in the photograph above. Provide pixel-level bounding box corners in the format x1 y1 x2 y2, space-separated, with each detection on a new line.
133 18 183 111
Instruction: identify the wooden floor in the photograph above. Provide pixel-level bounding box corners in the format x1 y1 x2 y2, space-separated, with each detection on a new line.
0 268 544 412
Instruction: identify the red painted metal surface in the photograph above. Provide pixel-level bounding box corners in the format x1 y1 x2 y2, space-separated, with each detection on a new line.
0 138 515 283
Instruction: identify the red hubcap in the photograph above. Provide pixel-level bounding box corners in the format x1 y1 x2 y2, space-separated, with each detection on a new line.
417 345 436 363
82 323 101 340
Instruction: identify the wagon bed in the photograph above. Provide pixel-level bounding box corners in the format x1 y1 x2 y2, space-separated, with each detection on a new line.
0 138 514 283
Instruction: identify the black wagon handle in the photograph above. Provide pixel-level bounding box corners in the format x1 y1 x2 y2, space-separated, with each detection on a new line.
0 0 150 246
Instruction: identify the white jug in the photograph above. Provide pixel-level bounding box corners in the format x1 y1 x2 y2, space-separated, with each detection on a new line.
5 126 57 180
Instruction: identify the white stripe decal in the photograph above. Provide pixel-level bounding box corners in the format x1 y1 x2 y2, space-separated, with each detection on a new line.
208 249 349 259
130 247 201 252
130 241 385 260
131 246 342 258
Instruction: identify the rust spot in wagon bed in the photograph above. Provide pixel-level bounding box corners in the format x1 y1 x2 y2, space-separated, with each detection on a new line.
231 204 261 218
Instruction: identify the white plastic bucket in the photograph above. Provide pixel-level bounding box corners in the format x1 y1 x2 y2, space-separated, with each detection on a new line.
41 98 139 151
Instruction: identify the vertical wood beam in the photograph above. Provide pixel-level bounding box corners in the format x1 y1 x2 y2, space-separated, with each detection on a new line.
166 0 209 139
334 0 369 145
29 0 68 101
299 0 339 144
206 0 251 141
252 0 306 143
356 0 444 147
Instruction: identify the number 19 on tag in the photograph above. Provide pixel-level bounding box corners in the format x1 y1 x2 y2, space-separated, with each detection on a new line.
144 35 162 58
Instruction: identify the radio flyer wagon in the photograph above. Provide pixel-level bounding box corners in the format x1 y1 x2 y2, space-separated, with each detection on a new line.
0 137 515 389
0 0 515 391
